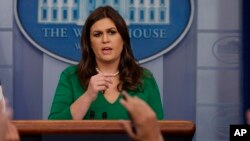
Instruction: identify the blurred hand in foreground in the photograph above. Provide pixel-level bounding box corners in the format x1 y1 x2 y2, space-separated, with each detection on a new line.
120 91 164 141
0 101 19 141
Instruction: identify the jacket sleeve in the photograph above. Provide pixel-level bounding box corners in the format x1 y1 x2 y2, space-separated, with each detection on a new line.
48 70 74 120
145 71 164 120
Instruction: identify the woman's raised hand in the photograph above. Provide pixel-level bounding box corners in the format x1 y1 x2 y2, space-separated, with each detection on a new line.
85 73 113 101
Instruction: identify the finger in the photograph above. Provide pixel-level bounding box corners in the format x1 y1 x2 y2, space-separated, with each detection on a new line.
0 96 6 113
120 91 136 112
102 78 113 84
121 91 133 102
120 96 139 122
5 109 12 120
119 98 127 107
96 76 113 85
119 96 133 112
120 94 150 122
96 81 110 89
2 99 13 117
103 73 118 77
97 86 108 92
102 75 113 84
97 73 115 78
120 120 136 139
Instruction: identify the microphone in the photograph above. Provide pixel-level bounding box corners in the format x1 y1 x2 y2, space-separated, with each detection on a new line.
89 110 95 119
102 112 107 119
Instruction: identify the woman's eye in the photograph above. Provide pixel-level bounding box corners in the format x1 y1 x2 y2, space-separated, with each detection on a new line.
108 30 117 35
93 33 101 37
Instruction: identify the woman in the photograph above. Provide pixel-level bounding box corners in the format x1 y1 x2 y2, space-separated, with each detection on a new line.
48 6 163 120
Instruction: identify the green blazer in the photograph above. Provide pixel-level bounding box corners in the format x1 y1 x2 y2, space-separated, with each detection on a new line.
48 66 164 120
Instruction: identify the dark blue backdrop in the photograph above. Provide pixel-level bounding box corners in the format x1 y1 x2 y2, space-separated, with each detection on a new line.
242 0 250 123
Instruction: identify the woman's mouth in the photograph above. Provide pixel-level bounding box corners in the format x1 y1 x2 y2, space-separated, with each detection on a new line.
102 47 112 55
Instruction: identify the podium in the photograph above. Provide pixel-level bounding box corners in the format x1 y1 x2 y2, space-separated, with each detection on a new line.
13 120 195 141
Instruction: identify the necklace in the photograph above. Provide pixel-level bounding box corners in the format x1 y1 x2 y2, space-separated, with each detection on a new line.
96 68 119 77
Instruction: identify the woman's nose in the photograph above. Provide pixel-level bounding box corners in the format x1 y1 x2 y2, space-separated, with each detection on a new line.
102 33 110 43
